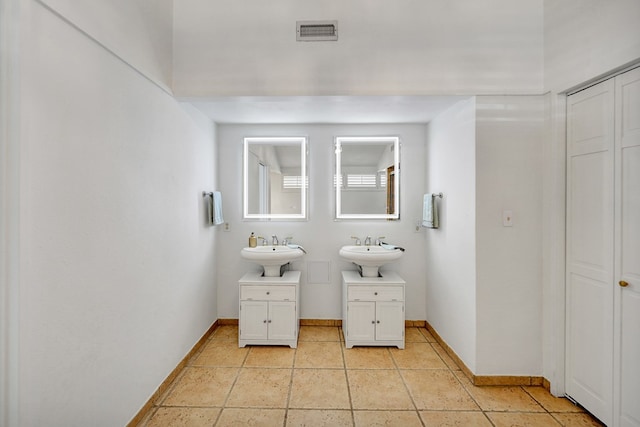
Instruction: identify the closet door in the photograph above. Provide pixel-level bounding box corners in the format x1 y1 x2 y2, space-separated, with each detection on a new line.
614 67 640 427
566 78 615 426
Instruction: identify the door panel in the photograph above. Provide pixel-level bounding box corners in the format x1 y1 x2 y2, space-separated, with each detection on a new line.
240 301 268 340
375 301 404 342
268 301 296 341
566 78 615 426
615 67 640 427
347 301 375 341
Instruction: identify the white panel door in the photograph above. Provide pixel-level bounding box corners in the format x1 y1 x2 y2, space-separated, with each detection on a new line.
375 301 404 342
566 78 615 426
267 301 296 341
615 67 640 427
346 301 376 342
240 301 268 341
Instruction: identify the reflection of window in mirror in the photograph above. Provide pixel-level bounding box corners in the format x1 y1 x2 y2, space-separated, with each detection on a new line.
243 137 308 220
335 136 400 220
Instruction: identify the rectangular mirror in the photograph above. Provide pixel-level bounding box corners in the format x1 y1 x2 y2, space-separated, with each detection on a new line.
335 136 400 220
243 137 308 220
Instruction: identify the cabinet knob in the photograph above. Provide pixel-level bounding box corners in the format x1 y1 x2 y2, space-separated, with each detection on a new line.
371 321 375 324
263 320 267 323
376 320 380 324
619 280 629 287
374 292 378 295
268 320 272 323
266 291 270 295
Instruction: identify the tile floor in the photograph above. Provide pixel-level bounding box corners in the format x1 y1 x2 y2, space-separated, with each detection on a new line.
138 326 604 427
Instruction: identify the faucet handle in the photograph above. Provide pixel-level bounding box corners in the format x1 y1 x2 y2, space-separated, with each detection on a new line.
257 236 268 246
375 236 386 245
282 236 293 245
350 235 362 246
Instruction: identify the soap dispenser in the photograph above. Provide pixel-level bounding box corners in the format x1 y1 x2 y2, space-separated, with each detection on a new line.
248 232 257 248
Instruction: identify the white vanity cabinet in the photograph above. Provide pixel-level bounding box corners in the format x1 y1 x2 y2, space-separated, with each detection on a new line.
342 271 405 349
238 271 300 348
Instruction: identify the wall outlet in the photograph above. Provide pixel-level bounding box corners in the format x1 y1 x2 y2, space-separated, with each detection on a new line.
223 222 231 231
414 219 423 232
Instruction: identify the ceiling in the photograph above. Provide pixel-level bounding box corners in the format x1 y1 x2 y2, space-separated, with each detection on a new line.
186 96 469 124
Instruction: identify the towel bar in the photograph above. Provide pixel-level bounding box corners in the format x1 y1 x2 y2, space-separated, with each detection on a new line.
432 192 443 198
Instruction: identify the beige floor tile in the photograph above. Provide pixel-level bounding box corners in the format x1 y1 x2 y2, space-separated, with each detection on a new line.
461 384 545 412
144 407 220 427
244 345 295 368
523 386 585 413
551 413 606 426
418 328 437 342
216 408 286 426
348 370 414 410
419 410 492 426
286 409 354 426
210 325 239 341
401 369 479 410
405 327 428 342
191 341 248 367
344 347 395 369
290 369 351 409
226 368 292 408
299 326 341 342
353 410 423 427
295 341 344 368
162 367 238 407
431 342 461 371
390 342 448 369
487 412 562 426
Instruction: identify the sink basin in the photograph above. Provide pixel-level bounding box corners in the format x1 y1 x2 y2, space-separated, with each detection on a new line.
339 245 404 277
241 245 305 277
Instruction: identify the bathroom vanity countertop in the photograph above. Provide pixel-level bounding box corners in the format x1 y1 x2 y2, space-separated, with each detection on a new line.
342 270 405 284
239 270 301 284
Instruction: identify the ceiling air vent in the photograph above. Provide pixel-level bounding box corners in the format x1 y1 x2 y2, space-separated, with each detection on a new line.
296 20 338 42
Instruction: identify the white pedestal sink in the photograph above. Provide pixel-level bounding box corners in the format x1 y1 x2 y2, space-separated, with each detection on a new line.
241 245 305 277
339 245 404 277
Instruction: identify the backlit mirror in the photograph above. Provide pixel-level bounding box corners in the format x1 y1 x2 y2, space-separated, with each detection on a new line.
243 137 307 220
335 136 400 220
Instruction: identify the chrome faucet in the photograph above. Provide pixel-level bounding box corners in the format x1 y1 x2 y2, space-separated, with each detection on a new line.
350 235 361 246
282 236 292 246
364 236 372 246
272 235 278 246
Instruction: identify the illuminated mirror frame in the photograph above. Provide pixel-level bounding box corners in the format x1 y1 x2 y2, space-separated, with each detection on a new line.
243 136 308 220
335 136 400 220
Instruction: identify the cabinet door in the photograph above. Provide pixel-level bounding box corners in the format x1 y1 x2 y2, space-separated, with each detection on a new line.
346 301 376 341
375 301 404 341
268 301 297 341
240 300 268 340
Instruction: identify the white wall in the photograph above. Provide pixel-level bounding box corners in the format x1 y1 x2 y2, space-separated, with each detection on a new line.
173 0 543 96
425 96 544 376
425 99 478 372
544 0 640 92
38 0 173 90
216 124 428 321
17 3 217 426
475 96 544 375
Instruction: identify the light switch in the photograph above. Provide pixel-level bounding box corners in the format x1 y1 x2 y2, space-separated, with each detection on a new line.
503 210 513 227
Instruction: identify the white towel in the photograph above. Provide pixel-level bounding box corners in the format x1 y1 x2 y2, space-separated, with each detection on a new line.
422 194 439 229
213 191 224 225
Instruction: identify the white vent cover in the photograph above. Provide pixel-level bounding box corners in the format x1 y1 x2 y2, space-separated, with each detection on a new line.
296 20 338 41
